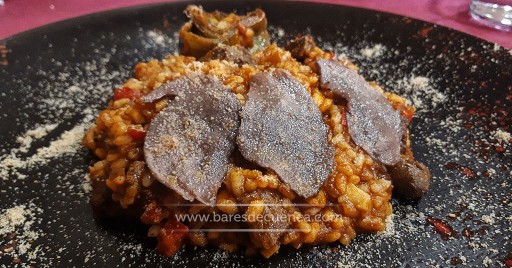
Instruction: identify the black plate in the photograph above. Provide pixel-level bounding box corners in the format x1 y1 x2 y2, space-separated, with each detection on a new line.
1 1 511 267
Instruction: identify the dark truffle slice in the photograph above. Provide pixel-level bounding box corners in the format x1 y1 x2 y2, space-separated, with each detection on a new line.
317 59 405 166
200 44 255 66
237 69 334 198
143 74 241 205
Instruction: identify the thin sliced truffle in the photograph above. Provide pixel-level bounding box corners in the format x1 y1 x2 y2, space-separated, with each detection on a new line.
143 74 241 205
201 44 255 65
317 59 405 165
237 69 334 198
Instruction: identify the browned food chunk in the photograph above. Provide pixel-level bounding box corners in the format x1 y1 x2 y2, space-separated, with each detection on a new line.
180 5 270 58
142 74 241 205
237 69 334 198
317 59 405 166
285 35 316 61
200 44 255 65
388 157 431 198
240 190 294 253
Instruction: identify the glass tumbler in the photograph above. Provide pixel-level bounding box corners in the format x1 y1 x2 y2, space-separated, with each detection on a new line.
470 0 512 31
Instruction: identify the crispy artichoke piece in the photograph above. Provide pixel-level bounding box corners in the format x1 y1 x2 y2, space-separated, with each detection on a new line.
180 5 270 58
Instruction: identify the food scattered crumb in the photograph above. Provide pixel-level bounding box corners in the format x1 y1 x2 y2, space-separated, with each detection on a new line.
16 123 59 153
493 129 511 144
425 137 447 147
483 256 493 267
0 120 90 181
360 44 386 58
277 27 285 37
377 213 395 237
0 203 44 263
396 75 446 109
147 30 167 47
146 30 180 51
34 122 87 159
460 255 467 265
409 76 429 89
481 214 495 225
82 175 93 194
486 168 496 177
0 206 26 236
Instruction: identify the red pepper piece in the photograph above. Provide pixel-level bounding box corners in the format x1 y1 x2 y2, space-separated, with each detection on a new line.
140 201 163 225
156 218 189 256
114 87 141 101
127 127 146 142
427 217 455 238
